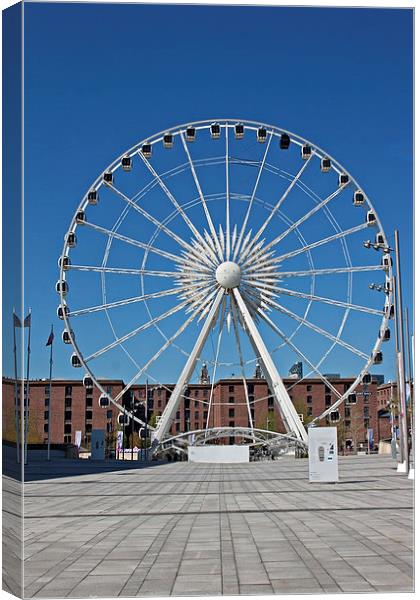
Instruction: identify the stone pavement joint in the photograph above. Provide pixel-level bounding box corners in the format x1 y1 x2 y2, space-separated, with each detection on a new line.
13 454 414 597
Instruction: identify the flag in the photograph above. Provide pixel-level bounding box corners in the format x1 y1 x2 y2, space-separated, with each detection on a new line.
24 313 31 328
46 331 54 346
13 313 22 328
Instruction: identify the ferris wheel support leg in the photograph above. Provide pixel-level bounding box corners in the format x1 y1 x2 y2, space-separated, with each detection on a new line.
152 288 225 446
232 289 308 445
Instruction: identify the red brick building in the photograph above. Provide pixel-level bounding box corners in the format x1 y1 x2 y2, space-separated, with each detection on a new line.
2 375 394 451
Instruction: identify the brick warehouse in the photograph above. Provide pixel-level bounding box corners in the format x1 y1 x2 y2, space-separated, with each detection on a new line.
2 374 396 452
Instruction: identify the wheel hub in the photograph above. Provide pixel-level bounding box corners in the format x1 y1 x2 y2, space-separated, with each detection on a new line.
215 261 241 289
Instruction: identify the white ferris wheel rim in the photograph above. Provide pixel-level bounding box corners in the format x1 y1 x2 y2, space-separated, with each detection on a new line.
58 119 392 436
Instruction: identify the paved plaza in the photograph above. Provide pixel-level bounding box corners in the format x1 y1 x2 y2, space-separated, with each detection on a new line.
5 454 415 597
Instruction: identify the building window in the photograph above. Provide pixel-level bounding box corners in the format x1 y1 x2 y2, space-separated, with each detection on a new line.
65 410 72 421
43 424 48 433
249 395 254 404
44 398 49 407
44 385 50 396
325 395 331 406
175 423 180 432
203 389 208 397
229 408 235 418
176 411 180 420
307 395 312 403
44 411 49 420
85 424 92 433
364 418 370 428
307 407 313 416
64 434 71 444
344 383 351 391
65 398 72 408
345 407 350 418
106 409 113 420
106 385 112 394
203 411 208 420
247 383 254 394
85 410 93 421
229 396 234 403
194 400 199 407
229 420 235 427
364 407 369 416
229 385 234 393
306 385 312 392
194 411 199 420
194 390 199 397
268 397 274 408
64 423 71 434
195 422 199 429
157 388 162 396
345 420 351 427
65 385 72 396
86 397 93 407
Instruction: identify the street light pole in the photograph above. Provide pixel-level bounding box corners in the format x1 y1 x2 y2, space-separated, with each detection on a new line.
394 230 409 475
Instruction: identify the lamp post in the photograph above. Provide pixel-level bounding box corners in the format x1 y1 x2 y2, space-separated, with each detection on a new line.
394 230 409 475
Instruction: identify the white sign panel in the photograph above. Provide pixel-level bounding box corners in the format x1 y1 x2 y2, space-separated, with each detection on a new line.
91 429 105 460
188 445 249 463
308 427 338 483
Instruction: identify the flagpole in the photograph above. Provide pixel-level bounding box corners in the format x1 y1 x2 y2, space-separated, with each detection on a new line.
12 311 21 464
24 308 32 465
47 325 54 461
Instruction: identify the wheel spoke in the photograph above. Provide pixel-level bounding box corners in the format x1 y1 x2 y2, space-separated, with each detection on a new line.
278 265 384 278
231 298 255 435
83 221 183 264
263 183 349 253
85 297 191 362
113 299 209 404
252 282 383 316
266 297 369 359
225 123 231 260
68 287 181 318
138 149 204 244
180 133 224 261
239 156 313 261
233 131 273 261
258 308 342 398
205 297 226 432
269 222 369 266
70 265 179 277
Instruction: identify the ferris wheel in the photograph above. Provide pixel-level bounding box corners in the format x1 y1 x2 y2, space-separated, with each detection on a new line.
57 119 393 449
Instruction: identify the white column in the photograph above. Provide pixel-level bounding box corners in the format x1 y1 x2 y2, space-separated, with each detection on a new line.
232 288 308 443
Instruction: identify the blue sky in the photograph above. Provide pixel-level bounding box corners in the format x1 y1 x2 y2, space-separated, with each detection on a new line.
6 3 413 384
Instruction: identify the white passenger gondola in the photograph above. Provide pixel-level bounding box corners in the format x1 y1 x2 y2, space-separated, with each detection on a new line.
301 144 311 160
71 353 82 368
320 157 331 172
103 171 113 184
62 329 74 344
57 304 69 320
338 173 349 186
279 133 290 149
121 156 132 171
373 351 383 365
366 210 376 226
186 126 196 142
56 280 68 296
375 233 385 246
87 190 99 205
141 143 152 158
66 232 77 248
75 210 86 224
210 122 221 139
99 394 110 408
257 127 267 143
58 256 71 271
163 133 173 148
83 375 93 389
353 190 365 206
380 328 391 342
234 123 244 139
